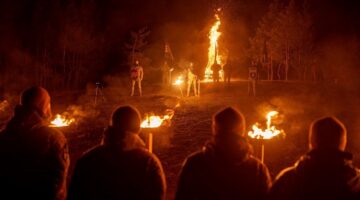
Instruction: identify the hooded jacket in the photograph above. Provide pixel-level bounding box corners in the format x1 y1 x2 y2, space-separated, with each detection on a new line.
269 149 360 200
175 138 271 200
0 105 69 200
67 131 166 200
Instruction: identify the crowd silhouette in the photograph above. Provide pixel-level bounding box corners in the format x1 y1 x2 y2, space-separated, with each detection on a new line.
0 86 359 200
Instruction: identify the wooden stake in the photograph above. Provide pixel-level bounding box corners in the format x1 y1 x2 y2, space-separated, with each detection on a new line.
261 143 265 163
148 132 153 153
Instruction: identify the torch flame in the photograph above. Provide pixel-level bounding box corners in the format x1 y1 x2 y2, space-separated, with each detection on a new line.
205 12 222 80
173 76 184 86
50 114 75 127
248 111 285 140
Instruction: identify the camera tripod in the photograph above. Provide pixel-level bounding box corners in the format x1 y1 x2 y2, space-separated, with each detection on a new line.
94 82 105 105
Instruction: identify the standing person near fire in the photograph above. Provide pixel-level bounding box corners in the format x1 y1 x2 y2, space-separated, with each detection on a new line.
211 61 221 83
130 60 144 96
248 61 257 96
175 107 271 200
161 61 171 86
223 59 233 83
187 62 198 97
0 86 69 200
269 117 360 200
68 105 166 200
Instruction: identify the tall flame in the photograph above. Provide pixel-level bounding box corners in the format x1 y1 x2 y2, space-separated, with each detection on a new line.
248 111 285 140
204 13 222 80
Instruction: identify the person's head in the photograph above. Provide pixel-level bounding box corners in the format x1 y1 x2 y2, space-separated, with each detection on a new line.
135 60 139 65
104 105 142 145
213 107 245 143
20 86 52 118
309 116 347 151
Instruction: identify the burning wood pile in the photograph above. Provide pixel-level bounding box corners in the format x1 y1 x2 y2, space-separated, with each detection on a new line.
50 114 75 127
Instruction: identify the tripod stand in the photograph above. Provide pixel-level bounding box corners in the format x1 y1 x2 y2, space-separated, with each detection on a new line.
94 82 105 105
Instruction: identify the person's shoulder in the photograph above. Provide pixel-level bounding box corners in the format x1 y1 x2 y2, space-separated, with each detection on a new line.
36 125 67 143
183 150 208 167
76 145 106 165
274 165 297 184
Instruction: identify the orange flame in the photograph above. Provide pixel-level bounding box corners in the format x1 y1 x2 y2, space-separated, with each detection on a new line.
205 12 222 81
141 110 174 129
173 76 184 86
50 114 75 127
248 111 285 140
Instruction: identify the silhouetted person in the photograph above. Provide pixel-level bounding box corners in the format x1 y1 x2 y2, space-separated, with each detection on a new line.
269 117 360 200
186 62 198 97
130 60 144 96
175 107 271 200
211 61 221 83
0 86 69 200
223 61 232 83
68 105 166 200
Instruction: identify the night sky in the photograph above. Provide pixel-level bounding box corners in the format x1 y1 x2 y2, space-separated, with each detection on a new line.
1 0 360 86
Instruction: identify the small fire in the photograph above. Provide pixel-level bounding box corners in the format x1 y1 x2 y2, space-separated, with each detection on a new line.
141 110 174 129
173 76 184 86
50 114 75 127
248 111 285 140
205 10 222 80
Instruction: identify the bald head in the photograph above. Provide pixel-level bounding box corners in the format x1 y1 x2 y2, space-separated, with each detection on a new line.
21 86 51 118
111 105 141 134
213 107 245 139
309 116 347 151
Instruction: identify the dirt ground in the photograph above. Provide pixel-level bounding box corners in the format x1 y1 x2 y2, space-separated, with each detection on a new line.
1 81 360 199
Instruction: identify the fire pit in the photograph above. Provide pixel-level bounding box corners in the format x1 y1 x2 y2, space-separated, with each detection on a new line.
248 111 285 163
141 109 174 153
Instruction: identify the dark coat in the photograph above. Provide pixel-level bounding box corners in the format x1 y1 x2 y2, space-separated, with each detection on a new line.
269 149 360 200
68 133 166 200
0 106 69 200
175 140 271 200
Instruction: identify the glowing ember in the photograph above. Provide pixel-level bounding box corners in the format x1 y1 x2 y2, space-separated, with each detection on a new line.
173 76 184 86
205 10 222 80
141 110 174 129
248 111 285 140
0 100 9 112
50 114 75 127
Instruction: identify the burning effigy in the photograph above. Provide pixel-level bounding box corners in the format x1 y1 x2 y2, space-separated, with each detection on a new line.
204 8 226 82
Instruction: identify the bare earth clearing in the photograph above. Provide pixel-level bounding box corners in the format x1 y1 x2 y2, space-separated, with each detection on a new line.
1 81 359 199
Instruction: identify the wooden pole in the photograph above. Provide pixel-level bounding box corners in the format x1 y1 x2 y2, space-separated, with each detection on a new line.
148 132 153 153
261 143 265 163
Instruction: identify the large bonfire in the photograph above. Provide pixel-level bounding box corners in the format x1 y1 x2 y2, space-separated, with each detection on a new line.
204 10 222 81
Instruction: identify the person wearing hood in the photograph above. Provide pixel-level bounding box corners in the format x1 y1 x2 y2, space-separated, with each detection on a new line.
269 116 360 200
175 107 271 200
0 86 69 200
68 105 166 200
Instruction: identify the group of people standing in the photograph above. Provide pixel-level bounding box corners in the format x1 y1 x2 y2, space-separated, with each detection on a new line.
0 86 359 200
130 60 234 97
